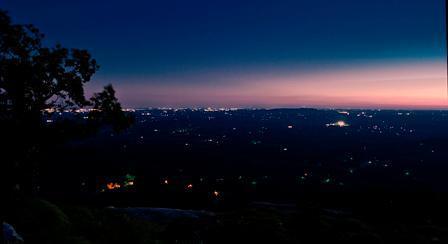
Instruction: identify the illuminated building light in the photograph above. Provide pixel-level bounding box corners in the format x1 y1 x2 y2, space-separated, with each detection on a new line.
213 191 220 197
186 184 193 189
122 108 136 112
336 121 347 127
287 125 293 129
43 108 56 113
326 121 349 127
106 183 114 190
106 182 121 190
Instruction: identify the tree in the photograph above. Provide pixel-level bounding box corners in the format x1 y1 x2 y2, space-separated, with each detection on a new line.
0 10 132 195
0 10 98 122
90 84 134 132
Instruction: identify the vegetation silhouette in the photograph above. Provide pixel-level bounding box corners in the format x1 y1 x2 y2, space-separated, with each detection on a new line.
0 9 132 197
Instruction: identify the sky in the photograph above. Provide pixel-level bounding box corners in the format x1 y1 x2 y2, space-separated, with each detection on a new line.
2 0 447 109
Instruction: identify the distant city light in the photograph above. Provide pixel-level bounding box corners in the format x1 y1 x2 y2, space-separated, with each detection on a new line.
106 182 121 190
337 121 347 127
326 120 349 127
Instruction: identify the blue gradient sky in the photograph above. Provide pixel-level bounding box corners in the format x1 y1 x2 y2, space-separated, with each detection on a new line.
2 0 447 108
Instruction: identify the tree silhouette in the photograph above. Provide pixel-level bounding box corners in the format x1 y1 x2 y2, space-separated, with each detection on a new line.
0 10 132 195
90 84 134 131
0 11 99 123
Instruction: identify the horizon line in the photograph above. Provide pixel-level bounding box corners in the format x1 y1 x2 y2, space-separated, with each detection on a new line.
126 106 448 111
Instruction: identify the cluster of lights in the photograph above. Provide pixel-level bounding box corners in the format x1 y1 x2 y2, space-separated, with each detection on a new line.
204 107 240 112
106 182 121 190
74 108 99 113
122 108 136 112
326 120 349 127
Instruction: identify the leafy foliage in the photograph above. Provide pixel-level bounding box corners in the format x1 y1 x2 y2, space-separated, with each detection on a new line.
89 84 133 131
0 10 132 195
0 10 99 121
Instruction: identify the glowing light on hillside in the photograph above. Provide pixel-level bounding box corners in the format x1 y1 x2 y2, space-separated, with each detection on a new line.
337 121 347 127
326 120 349 127
106 183 121 190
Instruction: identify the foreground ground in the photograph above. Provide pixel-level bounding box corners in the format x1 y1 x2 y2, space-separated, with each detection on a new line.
5 193 448 243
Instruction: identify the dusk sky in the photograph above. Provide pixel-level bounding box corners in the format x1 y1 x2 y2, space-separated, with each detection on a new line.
2 0 447 109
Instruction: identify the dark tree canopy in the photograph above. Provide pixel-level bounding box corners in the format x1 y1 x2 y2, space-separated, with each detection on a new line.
0 10 131 129
0 10 132 195
0 10 100 123
90 84 134 131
